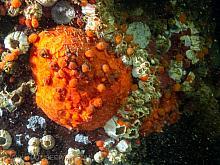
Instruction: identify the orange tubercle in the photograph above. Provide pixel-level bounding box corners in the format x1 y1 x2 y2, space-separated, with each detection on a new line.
28 33 39 44
179 12 187 24
85 30 94 38
18 15 26 25
31 17 39 28
40 158 49 165
11 0 22 8
96 41 107 51
74 157 83 165
80 0 88 6
25 19 32 28
96 140 104 147
114 34 123 45
126 47 134 56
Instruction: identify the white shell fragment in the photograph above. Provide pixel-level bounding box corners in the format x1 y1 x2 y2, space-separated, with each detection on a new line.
186 50 199 64
84 157 92 165
104 116 126 140
74 134 91 145
64 148 81 165
107 149 126 164
67 148 81 157
26 115 46 131
4 31 29 54
27 145 40 157
168 60 185 82
94 151 104 163
36 0 58 7
116 140 131 153
28 137 40 157
41 135 55 150
13 157 25 165
0 129 12 149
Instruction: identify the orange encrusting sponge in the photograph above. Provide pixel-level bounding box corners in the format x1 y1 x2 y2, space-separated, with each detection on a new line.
29 26 132 130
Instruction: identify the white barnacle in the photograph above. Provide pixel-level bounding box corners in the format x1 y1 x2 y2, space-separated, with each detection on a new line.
27 145 40 157
104 116 126 140
107 149 126 164
84 157 92 165
40 135 55 150
28 137 40 146
4 31 29 54
168 60 185 82
27 137 40 157
190 35 203 51
64 154 75 165
64 148 81 165
116 140 131 153
186 50 199 64
94 151 104 163
7 6 20 17
24 2 43 19
0 129 12 149
132 56 144 67
121 55 132 66
13 157 25 165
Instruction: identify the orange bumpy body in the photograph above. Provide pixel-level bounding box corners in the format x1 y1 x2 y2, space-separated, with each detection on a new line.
29 26 132 130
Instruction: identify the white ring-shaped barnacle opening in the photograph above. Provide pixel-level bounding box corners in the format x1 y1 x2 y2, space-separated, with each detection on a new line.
4 31 29 54
40 135 55 150
0 129 12 149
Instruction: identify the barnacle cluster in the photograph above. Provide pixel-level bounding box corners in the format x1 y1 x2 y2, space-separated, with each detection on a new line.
0 80 35 112
23 2 42 19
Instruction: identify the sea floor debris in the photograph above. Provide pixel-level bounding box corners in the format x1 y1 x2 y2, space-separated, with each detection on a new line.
0 0 220 164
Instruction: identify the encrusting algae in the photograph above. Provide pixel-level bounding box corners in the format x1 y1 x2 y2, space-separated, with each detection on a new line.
29 26 132 130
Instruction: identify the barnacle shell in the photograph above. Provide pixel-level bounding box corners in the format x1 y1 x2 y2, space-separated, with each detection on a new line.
27 145 40 157
13 157 25 165
4 31 29 54
40 135 55 150
116 140 131 153
24 2 43 19
64 148 81 165
94 151 104 163
0 129 12 149
28 137 40 146
27 137 40 157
